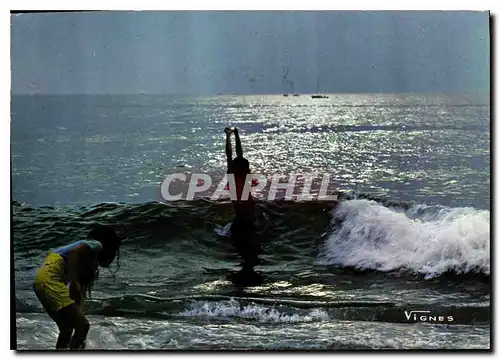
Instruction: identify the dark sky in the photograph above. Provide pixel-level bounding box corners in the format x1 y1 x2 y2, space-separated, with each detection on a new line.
10 11 490 94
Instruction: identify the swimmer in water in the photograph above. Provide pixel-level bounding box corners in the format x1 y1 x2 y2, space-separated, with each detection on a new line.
32 225 122 350
224 127 261 274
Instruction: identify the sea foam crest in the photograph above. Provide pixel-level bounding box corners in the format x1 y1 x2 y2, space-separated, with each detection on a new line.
178 298 329 323
318 199 490 278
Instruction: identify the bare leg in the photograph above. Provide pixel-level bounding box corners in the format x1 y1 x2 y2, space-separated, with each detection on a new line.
69 323 89 350
33 282 87 350
68 310 89 350
55 328 73 349
52 304 90 350
44 308 73 349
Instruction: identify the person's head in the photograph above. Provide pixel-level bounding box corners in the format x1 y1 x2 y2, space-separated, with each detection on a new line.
232 156 250 177
88 225 122 269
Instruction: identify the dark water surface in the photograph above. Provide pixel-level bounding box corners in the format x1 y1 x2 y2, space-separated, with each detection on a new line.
13 94 490 349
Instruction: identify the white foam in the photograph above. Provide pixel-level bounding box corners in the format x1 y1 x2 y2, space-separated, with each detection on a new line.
178 298 329 323
318 199 490 278
85 326 122 349
214 222 232 236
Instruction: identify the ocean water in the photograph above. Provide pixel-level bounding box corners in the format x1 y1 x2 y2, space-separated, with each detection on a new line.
12 94 490 350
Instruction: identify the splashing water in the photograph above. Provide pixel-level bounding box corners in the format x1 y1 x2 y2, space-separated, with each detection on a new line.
318 199 490 278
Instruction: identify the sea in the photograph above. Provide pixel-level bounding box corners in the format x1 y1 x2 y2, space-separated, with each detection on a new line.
12 93 490 350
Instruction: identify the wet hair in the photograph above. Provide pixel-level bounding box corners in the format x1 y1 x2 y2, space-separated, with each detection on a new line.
232 156 250 176
89 225 122 269
85 225 122 298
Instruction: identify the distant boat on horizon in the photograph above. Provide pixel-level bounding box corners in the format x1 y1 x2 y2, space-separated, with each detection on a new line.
283 69 300 97
311 74 328 99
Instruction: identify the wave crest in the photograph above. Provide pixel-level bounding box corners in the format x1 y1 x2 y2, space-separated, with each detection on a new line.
319 199 490 278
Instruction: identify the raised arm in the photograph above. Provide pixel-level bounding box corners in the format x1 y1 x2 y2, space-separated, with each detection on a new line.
225 129 233 170
234 128 243 158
